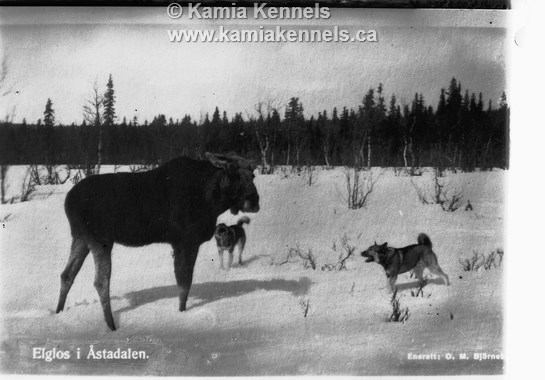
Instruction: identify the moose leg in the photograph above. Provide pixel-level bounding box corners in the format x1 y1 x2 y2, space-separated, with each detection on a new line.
173 243 199 312
91 242 116 331
56 237 90 313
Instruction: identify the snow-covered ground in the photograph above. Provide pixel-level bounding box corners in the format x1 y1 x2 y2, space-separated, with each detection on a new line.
0 165 504 375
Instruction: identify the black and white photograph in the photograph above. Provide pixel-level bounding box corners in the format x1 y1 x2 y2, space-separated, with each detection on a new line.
0 0 520 376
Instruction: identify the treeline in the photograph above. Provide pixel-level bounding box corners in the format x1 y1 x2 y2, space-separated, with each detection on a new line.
0 77 509 170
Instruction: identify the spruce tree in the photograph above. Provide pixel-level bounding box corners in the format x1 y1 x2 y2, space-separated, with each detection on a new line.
212 106 221 124
437 88 446 117
103 74 116 127
43 98 55 127
478 92 484 112
499 91 508 109
376 83 386 119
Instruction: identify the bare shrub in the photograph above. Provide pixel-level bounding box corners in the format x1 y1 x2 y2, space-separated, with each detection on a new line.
129 163 158 173
71 170 83 184
321 234 355 271
51 165 71 184
459 251 483 271
302 164 316 186
278 244 317 270
389 289 409 323
483 249 503 270
410 280 427 297
0 165 9 204
29 165 42 186
411 169 463 212
459 249 503 271
405 167 423 177
349 282 355 296
20 167 37 202
41 165 71 185
44 165 56 184
290 245 317 270
300 298 310 318
28 165 72 186
276 247 297 265
68 164 97 184
339 167 380 209
277 166 291 179
0 213 13 223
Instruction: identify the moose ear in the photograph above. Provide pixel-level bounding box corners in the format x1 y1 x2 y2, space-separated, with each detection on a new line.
206 152 235 170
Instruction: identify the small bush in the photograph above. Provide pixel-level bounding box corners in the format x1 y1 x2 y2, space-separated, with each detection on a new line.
129 163 158 173
279 244 317 270
20 167 37 202
300 298 310 318
410 280 427 297
389 289 409 323
293 246 317 270
1 165 9 204
28 165 72 186
302 164 316 186
321 234 355 271
483 249 504 270
349 282 355 296
0 213 13 223
405 167 423 177
412 169 463 212
339 167 380 210
68 164 97 184
459 249 504 271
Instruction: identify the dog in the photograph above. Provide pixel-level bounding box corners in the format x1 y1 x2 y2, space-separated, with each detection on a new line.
361 233 449 292
214 216 250 270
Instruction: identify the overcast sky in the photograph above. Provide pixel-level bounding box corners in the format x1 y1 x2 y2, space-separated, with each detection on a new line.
0 7 508 125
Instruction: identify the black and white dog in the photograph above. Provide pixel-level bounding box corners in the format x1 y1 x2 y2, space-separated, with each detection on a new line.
214 216 250 270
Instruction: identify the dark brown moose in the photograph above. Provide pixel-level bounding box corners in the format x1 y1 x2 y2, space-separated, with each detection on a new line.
56 153 260 330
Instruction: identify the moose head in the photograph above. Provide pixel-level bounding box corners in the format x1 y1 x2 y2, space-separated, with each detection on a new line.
206 152 260 215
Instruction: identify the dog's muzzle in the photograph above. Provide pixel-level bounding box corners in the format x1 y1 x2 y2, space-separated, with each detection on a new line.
361 251 374 263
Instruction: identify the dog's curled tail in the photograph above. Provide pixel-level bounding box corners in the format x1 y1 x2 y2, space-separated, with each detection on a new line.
417 233 432 248
237 216 251 226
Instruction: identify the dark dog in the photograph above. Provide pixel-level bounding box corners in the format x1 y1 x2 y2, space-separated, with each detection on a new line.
214 216 250 270
361 233 449 292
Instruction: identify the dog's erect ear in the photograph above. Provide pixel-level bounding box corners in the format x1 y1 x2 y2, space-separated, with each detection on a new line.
380 242 388 251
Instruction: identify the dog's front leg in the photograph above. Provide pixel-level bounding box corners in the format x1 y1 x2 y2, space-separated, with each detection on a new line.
386 273 398 293
218 250 224 270
227 249 234 270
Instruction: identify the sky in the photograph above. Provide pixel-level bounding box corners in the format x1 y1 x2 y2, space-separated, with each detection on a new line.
0 7 508 125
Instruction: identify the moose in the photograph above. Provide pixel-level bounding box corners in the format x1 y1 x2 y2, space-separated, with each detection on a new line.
56 153 260 331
